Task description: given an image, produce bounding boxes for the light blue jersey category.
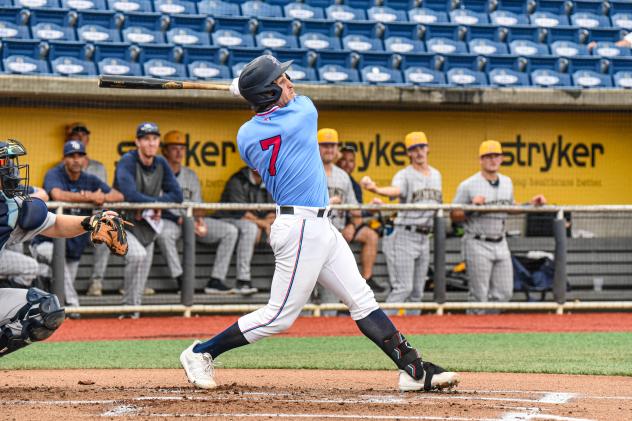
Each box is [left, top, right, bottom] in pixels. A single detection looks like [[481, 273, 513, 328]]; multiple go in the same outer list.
[[237, 95, 329, 207]]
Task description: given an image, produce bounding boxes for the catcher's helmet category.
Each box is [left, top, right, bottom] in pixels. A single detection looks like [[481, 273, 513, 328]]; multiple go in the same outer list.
[[0, 139, 29, 199], [238, 55, 293, 111]]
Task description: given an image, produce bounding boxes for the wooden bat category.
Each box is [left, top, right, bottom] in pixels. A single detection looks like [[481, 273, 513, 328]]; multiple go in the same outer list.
[[98, 75, 230, 91]]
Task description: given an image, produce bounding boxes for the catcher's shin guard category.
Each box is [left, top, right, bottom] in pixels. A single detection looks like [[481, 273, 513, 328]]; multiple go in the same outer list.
[[0, 288, 65, 357]]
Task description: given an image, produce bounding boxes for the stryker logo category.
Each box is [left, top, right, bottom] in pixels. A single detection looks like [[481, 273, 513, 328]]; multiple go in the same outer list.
[[501, 135, 604, 173]]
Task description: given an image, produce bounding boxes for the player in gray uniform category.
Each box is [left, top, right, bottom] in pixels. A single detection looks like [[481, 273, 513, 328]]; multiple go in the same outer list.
[[0, 139, 123, 356], [66, 122, 110, 297], [451, 140, 546, 313], [361, 132, 442, 314], [155, 131, 241, 293]]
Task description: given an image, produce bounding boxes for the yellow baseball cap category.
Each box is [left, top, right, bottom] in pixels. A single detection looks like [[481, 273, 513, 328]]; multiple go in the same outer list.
[[404, 132, 428, 150], [479, 140, 502, 157], [163, 130, 186, 146], [317, 128, 339, 144]]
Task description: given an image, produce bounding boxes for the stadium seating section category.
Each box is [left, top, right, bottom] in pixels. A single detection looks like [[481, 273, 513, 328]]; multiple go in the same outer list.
[[0, 0, 631, 88]]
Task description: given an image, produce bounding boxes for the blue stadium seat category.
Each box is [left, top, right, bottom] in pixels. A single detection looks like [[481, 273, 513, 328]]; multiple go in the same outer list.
[[509, 39, 549, 56], [154, 0, 196, 14], [188, 60, 230, 79], [212, 16, 254, 34], [488, 67, 530, 86], [98, 56, 141, 74], [505, 25, 544, 42], [530, 68, 571, 86], [265, 0, 295, 5], [613, 70, 632, 88], [523, 54, 559, 71], [426, 37, 466, 54], [465, 24, 501, 41], [326, 5, 365, 21], [256, 30, 297, 48], [13, 0, 59, 8], [609, 56, 632, 73], [318, 63, 360, 83], [530, 12, 569, 27], [422, 22, 461, 40], [457, 0, 488, 13], [62, 0, 107, 10], [408, 8, 448, 24], [588, 28, 625, 44], [268, 49, 318, 82], [611, 13, 632, 30], [285, 62, 317, 82], [566, 56, 602, 72], [121, 12, 164, 44], [482, 53, 521, 71], [93, 40, 131, 60], [449, 9, 488, 25], [77, 25, 120, 42], [344, 0, 375, 10], [226, 46, 264, 69], [385, 36, 424, 53], [2, 39, 49, 74], [382, 0, 416, 11], [316, 49, 353, 67], [535, 0, 572, 16], [610, 0, 632, 16], [550, 40, 588, 57], [304, 0, 334, 9], [469, 38, 508, 55], [212, 29, 254, 46], [494, 0, 531, 15], [441, 52, 480, 70], [300, 32, 341, 50], [446, 68, 488, 85], [367, 6, 406, 22], [343, 34, 382, 51], [341, 20, 377, 37], [399, 51, 436, 68], [361, 65, 403, 83], [284, 2, 324, 20], [572, 70, 612, 87], [256, 17, 296, 34], [404, 65, 445, 84], [29, 8, 75, 41], [545, 26, 583, 44], [181, 44, 222, 63], [591, 42, 630, 58], [571, 0, 606, 16], [382, 21, 421, 39], [139, 44, 185, 77], [198, 0, 240, 16], [356, 50, 393, 68], [570, 12, 611, 29], [489, 10, 529, 26], [48, 40, 95, 76], [107, 0, 152, 13], [76, 10, 120, 26], [418, 0, 452, 12], [167, 27, 209, 45], [0, 17, 28, 41], [241, 0, 282, 18]]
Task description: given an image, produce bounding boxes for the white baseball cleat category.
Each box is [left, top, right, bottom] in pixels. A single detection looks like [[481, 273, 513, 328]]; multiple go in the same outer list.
[[180, 340, 217, 389], [398, 362, 460, 392]]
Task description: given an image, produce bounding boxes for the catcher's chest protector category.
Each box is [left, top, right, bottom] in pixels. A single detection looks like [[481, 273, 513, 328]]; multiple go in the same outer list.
[[0, 195, 47, 251]]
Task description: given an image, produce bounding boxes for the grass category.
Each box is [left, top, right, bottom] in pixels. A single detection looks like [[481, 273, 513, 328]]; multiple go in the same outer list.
[[1, 332, 631, 376]]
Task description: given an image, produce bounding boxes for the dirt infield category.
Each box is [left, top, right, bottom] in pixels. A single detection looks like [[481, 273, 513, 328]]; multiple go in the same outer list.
[[3, 369, 632, 420]]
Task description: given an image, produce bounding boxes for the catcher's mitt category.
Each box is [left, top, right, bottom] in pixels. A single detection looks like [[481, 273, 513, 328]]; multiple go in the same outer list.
[[82, 211, 132, 256]]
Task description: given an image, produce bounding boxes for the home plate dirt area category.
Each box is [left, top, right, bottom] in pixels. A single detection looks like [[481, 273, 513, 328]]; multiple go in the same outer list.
[[3, 369, 632, 420]]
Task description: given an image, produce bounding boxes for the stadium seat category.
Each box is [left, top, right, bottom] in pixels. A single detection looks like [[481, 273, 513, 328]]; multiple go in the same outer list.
[[256, 30, 297, 48], [256, 17, 296, 35], [212, 16, 255, 34], [565, 56, 602, 73], [426, 37, 466, 54], [588, 28, 625, 44], [181, 44, 222, 63], [591, 42, 630, 58], [381, 21, 421, 40], [304, 0, 335, 9], [572, 69, 612, 87], [121, 12, 165, 44], [570, 12, 610, 29], [571, 0, 606, 16], [382, 0, 415, 11], [212, 29, 253, 47], [325, 5, 365, 21], [399, 51, 436, 68], [267, 49, 317, 81], [385, 36, 424, 53], [535, 0, 572, 16], [446, 67, 488, 85], [489, 10, 529, 26], [198, 0, 240, 16], [188, 60, 230, 79], [469, 38, 508, 55], [360, 65, 402, 83], [284, 62, 317, 82], [367, 6, 406, 22], [62, 0, 107, 10], [611, 13, 632, 30], [457, 0, 488, 14], [316, 49, 353, 67], [343, 34, 382, 51], [487, 67, 529, 85], [403, 65, 445, 85], [0, 20, 28, 40], [544, 26, 584, 44], [530, 68, 570, 86], [154, 0, 196, 15], [481, 53, 521, 71], [530, 12, 569, 27], [2, 39, 49, 74], [107, 0, 152, 13], [48, 40, 96, 76], [226, 46, 264, 68], [94, 41, 141, 75], [76, 10, 121, 41], [441, 52, 480, 70], [550, 40, 588, 57], [317, 63, 360, 83], [29, 8, 75, 41], [494, 0, 532, 15], [465, 24, 501, 42], [299, 32, 341, 50], [609, 56, 632, 74], [241, 0, 282, 18], [509, 39, 549, 56], [14, 0, 59, 8], [422, 22, 461, 41], [613, 70, 632, 88], [356, 50, 393, 68], [167, 27, 209, 45], [523, 55, 559, 72], [417, 0, 452, 12], [408, 8, 448, 24], [449, 9, 488, 25], [284, 2, 324, 20], [139, 44, 185, 77], [77, 25, 120, 42], [123, 25, 163, 43]]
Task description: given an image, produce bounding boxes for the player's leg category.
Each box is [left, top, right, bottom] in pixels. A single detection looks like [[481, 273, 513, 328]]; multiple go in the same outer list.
[[318, 225, 459, 392], [229, 219, 259, 285], [353, 226, 378, 280], [464, 237, 494, 314], [62, 258, 80, 308], [488, 242, 514, 303], [86, 243, 110, 297], [155, 219, 184, 284], [198, 218, 239, 291], [384, 230, 417, 310], [407, 234, 430, 315], [0, 248, 40, 288], [122, 232, 149, 309]]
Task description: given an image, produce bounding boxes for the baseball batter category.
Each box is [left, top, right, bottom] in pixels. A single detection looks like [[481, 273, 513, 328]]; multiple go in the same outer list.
[[361, 132, 442, 313], [179, 55, 459, 392], [0, 139, 125, 357], [451, 140, 545, 312]]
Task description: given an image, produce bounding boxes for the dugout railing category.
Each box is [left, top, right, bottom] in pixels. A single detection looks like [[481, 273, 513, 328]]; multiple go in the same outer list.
[[44, 202, 632, 317]]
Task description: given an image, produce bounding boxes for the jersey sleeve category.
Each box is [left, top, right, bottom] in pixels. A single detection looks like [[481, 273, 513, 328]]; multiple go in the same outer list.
[[237, 127, 255, 169], [452, 181, 470, 204], [344, 176, 358, 205], [392, 170, 407, 197], [189, 170, 203, 203], [8, 212, 56, 245]]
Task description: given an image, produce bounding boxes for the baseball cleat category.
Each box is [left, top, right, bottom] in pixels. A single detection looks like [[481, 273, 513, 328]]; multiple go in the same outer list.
[[180, 340, 217, 389], [398, 362, 460, 392]]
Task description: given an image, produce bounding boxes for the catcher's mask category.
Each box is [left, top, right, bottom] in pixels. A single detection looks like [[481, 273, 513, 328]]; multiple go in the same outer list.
[[0, 139, 29, 199], [238, 55, 293, 112]]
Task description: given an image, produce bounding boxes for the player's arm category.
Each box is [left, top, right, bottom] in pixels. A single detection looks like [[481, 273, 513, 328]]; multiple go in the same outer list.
[[360, 176, 401, 198], [50, 188, 98, 203], [104, 187, 124, 203], [450, 184, 470, 222], [40, 214, 90, 238], [29, 186, 49, 201]]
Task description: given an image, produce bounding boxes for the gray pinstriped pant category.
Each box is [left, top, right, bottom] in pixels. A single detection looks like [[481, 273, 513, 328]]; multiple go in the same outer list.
[[0, 247, 40, 287], [123, 232, 155, 306], [29, 242, 81, 306]]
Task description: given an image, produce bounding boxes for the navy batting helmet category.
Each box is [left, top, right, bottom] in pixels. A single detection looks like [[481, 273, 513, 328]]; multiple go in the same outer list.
[[0, 139, 29, 199], [238, 55, 293, 111]]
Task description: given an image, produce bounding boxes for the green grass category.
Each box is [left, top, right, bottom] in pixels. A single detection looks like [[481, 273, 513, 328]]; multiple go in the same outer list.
[[2, 332, 631, 376]]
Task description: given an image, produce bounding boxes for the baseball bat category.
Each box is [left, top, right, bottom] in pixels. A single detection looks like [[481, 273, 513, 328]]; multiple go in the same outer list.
[[98, 75, 230, 91]]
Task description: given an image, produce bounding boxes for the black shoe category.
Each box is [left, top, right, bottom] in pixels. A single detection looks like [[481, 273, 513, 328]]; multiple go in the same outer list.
[[366, 277, 386, 293], [235, 280, 258, 296], [204, 278, 236, 295]]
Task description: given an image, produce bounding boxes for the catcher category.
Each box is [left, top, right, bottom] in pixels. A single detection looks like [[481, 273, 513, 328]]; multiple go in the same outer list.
[[0, 139, 129, 357]]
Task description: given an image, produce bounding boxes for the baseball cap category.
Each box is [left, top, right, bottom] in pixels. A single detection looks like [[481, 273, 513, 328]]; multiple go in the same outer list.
[[317, 128, 339, 144], [67, 122, 90, 135], [136, 122, 160, 138], [479, 140, 503, 157], [404, 132, 429, 150], [340, 143, 356, 153], [63, 140, 86, 156], [163, 130, 186, 146]]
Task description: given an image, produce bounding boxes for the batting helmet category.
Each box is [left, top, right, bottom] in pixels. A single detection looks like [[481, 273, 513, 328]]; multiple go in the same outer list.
[[238, 55, 293, 111], [0, 139, 29, 199]]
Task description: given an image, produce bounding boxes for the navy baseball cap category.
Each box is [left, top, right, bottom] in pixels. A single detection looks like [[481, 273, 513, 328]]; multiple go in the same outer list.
[[136, 122, 160, 138], [63, 140, 86, 156]]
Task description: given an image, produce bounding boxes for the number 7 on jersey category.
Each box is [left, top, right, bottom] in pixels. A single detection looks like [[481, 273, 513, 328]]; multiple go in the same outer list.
[[259, 135, 282, 176]]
